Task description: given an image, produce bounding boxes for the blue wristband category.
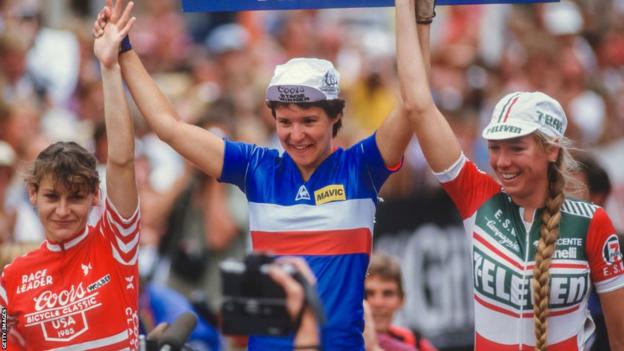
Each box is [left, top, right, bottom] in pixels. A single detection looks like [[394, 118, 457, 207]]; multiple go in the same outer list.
[[119, 35, 132, 54]]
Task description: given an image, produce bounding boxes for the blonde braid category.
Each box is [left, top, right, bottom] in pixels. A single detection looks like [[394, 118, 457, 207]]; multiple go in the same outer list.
[[532, 151, 565, 351]]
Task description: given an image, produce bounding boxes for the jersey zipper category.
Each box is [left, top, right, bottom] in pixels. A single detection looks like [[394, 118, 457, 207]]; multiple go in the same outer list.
[[519, 208, 537, 350], [519, 228, 531, 350]]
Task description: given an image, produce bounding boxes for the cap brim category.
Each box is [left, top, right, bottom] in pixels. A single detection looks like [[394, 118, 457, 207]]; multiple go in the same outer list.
[[481, 120, 540, 140], [266, 85, 327, 103]]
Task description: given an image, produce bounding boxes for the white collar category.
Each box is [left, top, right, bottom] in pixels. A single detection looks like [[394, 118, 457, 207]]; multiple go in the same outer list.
[[45, 226, 89, 252]]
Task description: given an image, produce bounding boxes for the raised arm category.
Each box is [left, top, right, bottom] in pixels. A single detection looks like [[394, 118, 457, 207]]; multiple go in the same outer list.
[[118, 51, 225, 179], [371, 0, 434, 169], [93, 0, 138, 217], [374, 98, 412, 169], [396, 0, 462, 172], [93, 6, 226, 179], [373, 69, 413, 167]]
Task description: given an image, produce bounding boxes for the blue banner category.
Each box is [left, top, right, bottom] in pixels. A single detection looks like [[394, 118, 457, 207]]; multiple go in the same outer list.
[[182, 0, 556, 12]]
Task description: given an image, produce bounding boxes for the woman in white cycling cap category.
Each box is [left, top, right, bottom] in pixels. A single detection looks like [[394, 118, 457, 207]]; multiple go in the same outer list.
[[91, 0, 441, 347], [395, 0, 624, 349]]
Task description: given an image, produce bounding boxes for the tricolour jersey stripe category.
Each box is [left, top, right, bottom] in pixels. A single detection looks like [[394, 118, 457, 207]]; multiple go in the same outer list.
[[473, 230, 524, 271], [248, 199, 375, 232], [475, 332, 579, 351], [251, 228, 372, 255], [526, 261, 589, 271], [475, 292, 581, 319], [474, 292, 589, 348]]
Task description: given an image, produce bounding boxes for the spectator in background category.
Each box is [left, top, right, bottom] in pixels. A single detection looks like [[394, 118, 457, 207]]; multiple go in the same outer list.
[[0, 30, 38, 103], [0, 98, 40, 159], [0, 100, 45, 243], [2, 0, 80, 107], [573, 155, 613, 208], [365, 253, 438, 351], [162, 99, 246, 314], [0, 140, 16, 243], [127, 0, 191, 72], [0, 99, 39, 248]]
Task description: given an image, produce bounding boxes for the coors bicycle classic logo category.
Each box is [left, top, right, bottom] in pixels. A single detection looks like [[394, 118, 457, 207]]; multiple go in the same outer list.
[[26, 282, 102, 342], [34, 283, 87, 312]]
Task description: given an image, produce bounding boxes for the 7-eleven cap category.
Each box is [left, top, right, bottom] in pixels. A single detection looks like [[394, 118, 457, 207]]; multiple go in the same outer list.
[[482, 92, 567, 140]]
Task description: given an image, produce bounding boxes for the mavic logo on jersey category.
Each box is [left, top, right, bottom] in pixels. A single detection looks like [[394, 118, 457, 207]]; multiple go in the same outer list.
[[295, 185, 311, 201], [603, 234, 622, 264], [314, 184, 346, 205]]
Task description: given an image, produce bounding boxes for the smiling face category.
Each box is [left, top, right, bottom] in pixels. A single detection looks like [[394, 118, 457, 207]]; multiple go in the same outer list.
[[275, 104, 337, 180], [365, 275, 404, 334], [487, 134, 559, 208], [29, 174, 99, 243]]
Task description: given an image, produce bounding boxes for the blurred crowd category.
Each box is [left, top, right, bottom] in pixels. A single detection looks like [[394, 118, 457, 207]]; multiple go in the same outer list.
[[1, 0, 624, 349]]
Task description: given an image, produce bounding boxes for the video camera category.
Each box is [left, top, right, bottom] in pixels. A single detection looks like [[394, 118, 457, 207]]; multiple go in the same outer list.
[[220, 253, 313, 336]]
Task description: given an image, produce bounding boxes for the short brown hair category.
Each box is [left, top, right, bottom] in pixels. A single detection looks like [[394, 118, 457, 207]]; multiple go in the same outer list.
[[266, 99, 345, 137], [367, 252, 405, 297], [26, 141, 99, 194]]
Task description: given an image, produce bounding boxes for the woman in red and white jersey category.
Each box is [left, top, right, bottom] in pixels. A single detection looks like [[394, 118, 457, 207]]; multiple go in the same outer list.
[[396, 0, 624, 350], [0, 1, 140, 350]]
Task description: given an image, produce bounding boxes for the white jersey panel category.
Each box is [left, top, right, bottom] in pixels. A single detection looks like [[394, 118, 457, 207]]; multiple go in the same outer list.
[[248, 198, 376, 232]]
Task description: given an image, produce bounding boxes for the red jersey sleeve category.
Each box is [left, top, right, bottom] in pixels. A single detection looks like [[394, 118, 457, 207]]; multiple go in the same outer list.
[[585, 207, 624, 293], [100, 198, 141, 266], [434, 154, 501, 220]]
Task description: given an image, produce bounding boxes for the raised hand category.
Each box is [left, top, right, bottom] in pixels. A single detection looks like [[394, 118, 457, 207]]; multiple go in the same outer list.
[[92, 6, 111, 39], [93, 0, 135, 68], [416, 0, 436, 24]]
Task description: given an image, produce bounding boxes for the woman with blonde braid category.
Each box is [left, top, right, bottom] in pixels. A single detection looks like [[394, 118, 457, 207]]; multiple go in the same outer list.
[[396, 0, 624, 349]]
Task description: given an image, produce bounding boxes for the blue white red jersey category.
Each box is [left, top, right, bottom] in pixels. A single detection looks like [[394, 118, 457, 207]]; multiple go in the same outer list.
[[219, 133, 398, 351]]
